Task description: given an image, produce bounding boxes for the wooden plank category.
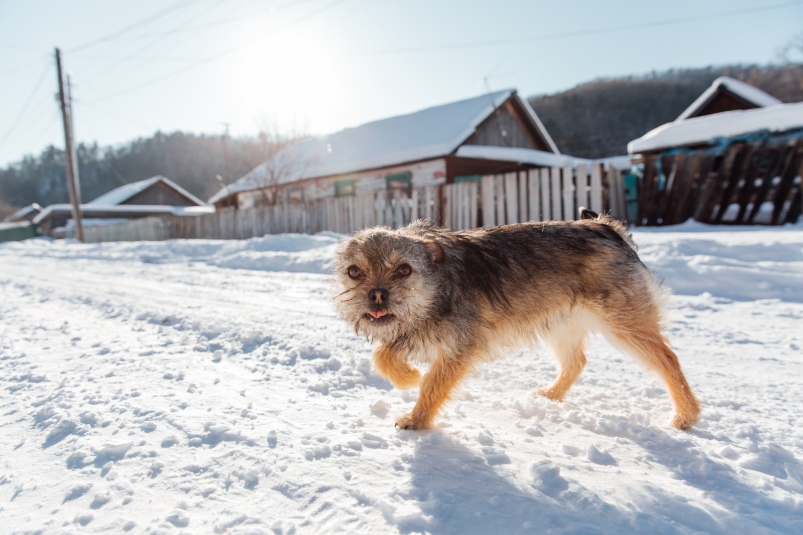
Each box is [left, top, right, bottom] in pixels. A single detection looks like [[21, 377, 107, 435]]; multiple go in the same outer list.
[[411, 189, 419, 222], [495, 175, 505, 226], [550, 167, 562, 220], [481, 175, 495, 226], [518, 171, 527, 224], [563, 165, 574, 220], [469, 181, 478, 228], [540, 168, 550, 220], [528, 169, 540, 221], [504, 172, 518, 224], [576, 164, 588, 212], [443, 184, 453, 229], [590, 163, 603, 214]]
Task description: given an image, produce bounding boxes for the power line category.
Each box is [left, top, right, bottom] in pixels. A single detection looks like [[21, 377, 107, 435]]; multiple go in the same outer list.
[[66, 0, 200, 53], [0, 55, 50, 81], [75, 0, 230, 86], [0, 62, 53, 152], [348, 0, 803, 57], [86, 0, 348, 103]]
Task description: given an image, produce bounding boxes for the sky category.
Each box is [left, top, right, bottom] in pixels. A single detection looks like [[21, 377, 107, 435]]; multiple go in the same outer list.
[[0, 0, 801, 168]]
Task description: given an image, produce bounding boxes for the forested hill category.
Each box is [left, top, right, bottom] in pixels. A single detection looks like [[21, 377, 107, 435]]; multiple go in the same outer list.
[[527, 63, 803, 159], [0, 132, 264, 216], [2, 63, 803, 216]]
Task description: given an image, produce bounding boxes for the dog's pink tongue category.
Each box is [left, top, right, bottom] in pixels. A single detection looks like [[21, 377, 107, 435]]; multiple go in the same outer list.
[[369, 311, 387, 319]]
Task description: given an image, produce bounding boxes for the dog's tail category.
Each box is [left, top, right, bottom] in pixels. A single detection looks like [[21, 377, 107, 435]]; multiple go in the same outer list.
[[578, 207, 637, 251]]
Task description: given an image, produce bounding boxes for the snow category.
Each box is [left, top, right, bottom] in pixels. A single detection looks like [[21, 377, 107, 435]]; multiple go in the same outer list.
[[209, 90, 559, 205], [455, 145, 588, 168], [676, 77, 782, 121], [628, 102, 803, 154], [88, 176, 208, 207], [2, 222, 803, 534], [32, 204, 216, 225]]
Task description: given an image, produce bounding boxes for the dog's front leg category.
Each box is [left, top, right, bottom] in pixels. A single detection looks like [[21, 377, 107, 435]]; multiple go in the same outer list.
[[396, 353, 470, 430], [373, 344, 421, 389]]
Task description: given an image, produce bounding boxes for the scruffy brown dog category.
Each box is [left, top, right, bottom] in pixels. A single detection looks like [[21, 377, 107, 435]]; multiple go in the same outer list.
[[332, 209, 700, 431]]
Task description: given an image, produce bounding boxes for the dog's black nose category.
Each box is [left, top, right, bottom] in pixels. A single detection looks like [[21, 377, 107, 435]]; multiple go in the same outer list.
[[368, 288, 389, 304]]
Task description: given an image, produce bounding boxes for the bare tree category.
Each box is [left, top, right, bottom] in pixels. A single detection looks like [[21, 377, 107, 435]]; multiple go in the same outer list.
[[245, 118, 313, 207], [776, 30, 803, 64]]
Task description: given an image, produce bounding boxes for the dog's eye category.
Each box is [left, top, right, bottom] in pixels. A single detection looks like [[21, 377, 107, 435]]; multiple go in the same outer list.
[[395, 264, 412, 278], [347, 266, 362, 279]]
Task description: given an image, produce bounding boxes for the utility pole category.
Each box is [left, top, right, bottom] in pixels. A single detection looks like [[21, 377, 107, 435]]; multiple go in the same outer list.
[[55, 48, 84, 242], [220, 122, 230, 183]]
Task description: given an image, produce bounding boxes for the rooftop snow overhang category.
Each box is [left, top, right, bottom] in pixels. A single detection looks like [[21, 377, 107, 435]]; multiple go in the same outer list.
[[628, 103, 803, 154]]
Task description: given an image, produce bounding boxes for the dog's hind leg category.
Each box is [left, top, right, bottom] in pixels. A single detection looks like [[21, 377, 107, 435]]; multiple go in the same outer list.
[[395, 351, 473, 430], [601, 310, 700, 430], [373, 344, 421, 389], [538, 317, 588, 402]]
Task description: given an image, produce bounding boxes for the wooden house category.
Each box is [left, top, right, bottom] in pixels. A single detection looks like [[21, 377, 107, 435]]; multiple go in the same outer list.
[[35, 175, 213, 237], [209, 90, 587, 210]]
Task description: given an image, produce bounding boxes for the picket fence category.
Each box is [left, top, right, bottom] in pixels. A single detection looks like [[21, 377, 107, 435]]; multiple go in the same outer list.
[[78, 163, 619, 244], [443, 163, 607, 230]]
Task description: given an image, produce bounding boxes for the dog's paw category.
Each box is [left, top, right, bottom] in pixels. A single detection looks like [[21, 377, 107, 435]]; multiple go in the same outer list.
[[671, 413, 697, 431], [395, 412, 429, 431], [536, 387, 565, 402]]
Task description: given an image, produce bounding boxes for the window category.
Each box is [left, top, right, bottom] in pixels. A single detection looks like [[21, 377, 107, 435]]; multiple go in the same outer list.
[[286, 187, 304, 203], [385, 172, 412, 196], [454, 175, 481, 183], [335, 179, 355, 197]]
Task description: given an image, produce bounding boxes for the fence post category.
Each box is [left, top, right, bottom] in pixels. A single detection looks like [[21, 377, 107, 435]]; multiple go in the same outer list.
[[495, 176, 505, 225], [540, 168, 550, 220], [550, 167, 562, 220], [481, 175, 495, 226], [590, 163, 604, 214], [576, 164, 589, 213], [528, 169, 540, 221], [518, 171, 527, 224], [563, 165, 575, 220], [504, 172, 518, 224]]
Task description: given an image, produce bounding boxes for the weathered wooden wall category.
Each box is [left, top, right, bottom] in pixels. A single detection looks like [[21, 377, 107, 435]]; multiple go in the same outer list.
[[636, 133, 803, 226]]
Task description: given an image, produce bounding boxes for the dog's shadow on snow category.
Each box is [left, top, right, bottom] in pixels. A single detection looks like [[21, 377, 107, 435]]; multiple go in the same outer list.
[[396, 432, 638, 535], [397, 428, 802, 535]]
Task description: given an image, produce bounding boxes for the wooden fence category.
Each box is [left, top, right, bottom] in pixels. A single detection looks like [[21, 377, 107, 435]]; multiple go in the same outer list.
[[443, 163, 607, 229], [78, 164, 619, 243], [637, 133, 803, 226]]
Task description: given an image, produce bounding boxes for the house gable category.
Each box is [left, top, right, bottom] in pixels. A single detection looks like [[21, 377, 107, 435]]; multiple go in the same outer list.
[[123, 182, 197, 207], [685, 89, 759, 119], [462, 99, 552, 152]]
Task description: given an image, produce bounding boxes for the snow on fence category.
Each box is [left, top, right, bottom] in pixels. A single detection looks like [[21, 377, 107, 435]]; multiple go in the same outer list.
[[443, 163, 605, 230], [79, 164, 616, 243]]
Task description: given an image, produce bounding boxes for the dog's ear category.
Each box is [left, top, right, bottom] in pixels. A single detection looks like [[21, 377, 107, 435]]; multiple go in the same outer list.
[[424, 240, 444, 264]]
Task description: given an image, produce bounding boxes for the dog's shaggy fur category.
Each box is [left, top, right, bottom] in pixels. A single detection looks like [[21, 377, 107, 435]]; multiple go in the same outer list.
[[332, 210, 700, 431]]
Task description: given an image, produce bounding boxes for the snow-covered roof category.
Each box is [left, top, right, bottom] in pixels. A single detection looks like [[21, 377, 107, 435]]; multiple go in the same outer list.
[[629, 102, 803, 154], [33, 204, 214, 224], [89, 176, 207, 207], [455, 146, 632, 171], [209, 90, 558, 204], [676, 76, 782, 121], [455, 145, 589, 168], [3, 203, 41, 222]]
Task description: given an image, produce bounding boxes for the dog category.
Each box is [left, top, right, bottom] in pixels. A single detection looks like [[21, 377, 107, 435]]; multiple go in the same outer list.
[[331, 208, 700, 431]]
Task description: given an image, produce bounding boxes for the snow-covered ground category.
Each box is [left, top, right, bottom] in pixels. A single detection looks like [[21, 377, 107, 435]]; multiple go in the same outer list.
[[1, 222, 802, 535]]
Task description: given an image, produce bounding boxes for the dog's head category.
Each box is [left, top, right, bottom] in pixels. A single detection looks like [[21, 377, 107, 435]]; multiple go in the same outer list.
[[332, 222, 445, 342]]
